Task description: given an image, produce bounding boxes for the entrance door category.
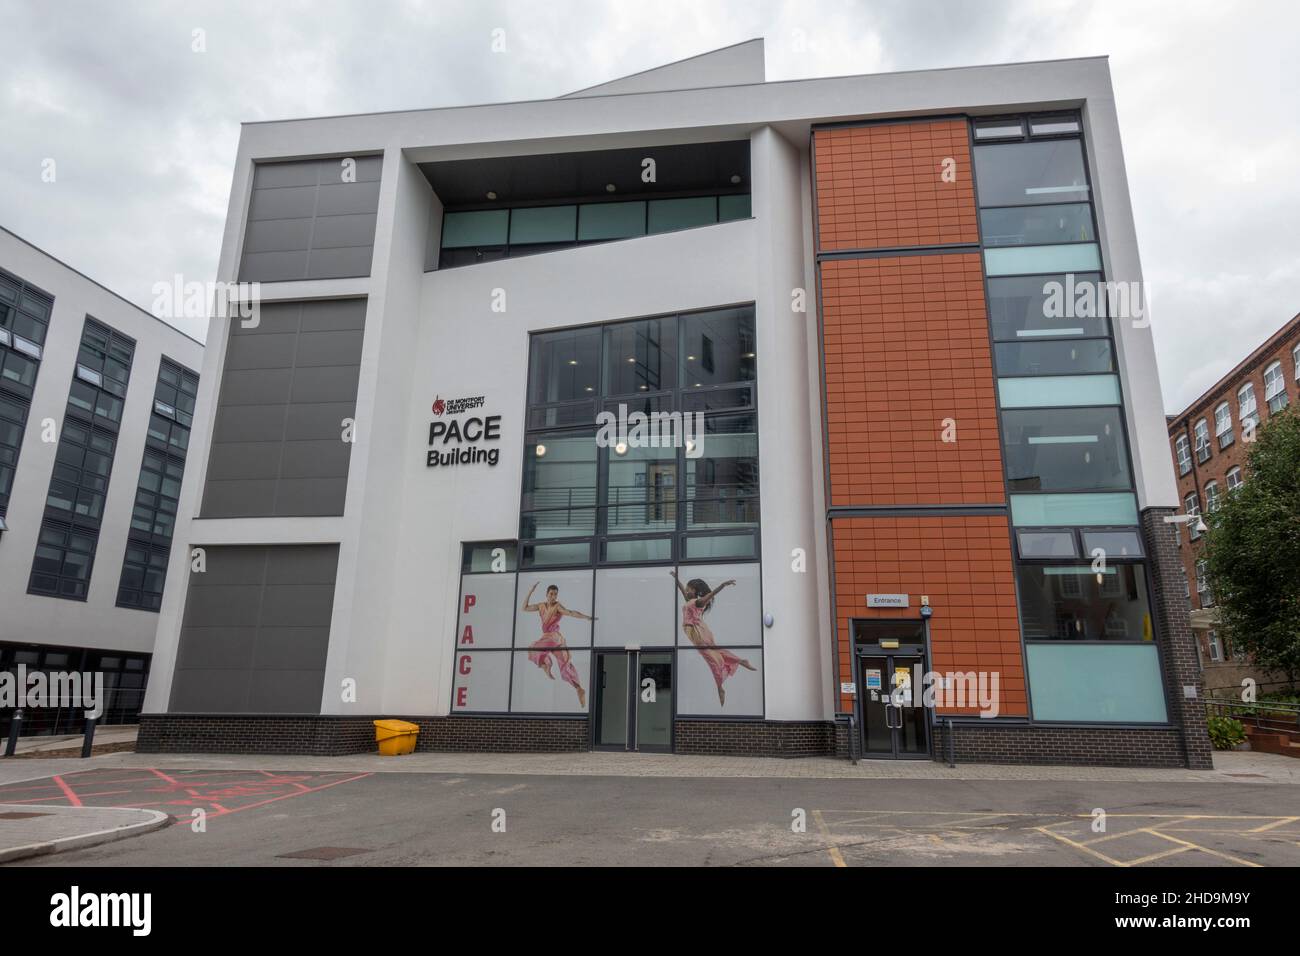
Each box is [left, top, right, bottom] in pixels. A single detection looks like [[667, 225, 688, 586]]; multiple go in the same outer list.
[[593, 650, 674, 752], [857, 650, 930, 759]]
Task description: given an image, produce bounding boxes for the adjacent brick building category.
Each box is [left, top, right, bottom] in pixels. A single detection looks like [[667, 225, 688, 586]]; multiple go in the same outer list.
[[1166, 312, 1300, 694]]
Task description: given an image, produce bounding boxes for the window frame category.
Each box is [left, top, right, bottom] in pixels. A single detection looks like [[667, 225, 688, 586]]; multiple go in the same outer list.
[[520, 304, 760, 569], [1214, 401, 1233, 448], [1193, 418, 1211, 463], [1173, 434, 1191, 475], [1264, 360, 1288, 413]]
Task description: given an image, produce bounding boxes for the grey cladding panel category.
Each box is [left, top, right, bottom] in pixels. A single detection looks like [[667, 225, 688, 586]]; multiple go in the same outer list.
[[202, 298, 365, 518], [238, 155, 383, 281], [170, 545, 339, 714]]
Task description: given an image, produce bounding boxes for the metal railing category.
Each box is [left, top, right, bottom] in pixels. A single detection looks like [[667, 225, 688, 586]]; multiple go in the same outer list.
[[1205, 697, 1300, 734]]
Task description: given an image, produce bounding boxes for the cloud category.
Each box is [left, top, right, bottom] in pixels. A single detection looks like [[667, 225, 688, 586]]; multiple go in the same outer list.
[[1, 0, 1296, 411]]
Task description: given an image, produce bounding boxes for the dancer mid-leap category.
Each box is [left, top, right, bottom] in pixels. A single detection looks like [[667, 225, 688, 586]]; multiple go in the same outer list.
[[521, 582, 593, 707], [670, 570, 756, 706]]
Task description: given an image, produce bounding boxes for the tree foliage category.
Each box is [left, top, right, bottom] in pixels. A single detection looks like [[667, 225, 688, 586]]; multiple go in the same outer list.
[[1202, 409, 1300, 684]]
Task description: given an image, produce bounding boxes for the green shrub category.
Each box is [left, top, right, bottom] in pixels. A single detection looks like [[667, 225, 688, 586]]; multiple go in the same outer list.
[[1206, 715, 1247, 750]]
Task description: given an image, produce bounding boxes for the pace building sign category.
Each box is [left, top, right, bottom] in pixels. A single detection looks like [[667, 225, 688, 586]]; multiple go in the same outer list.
[[426, 394, 502, 468]]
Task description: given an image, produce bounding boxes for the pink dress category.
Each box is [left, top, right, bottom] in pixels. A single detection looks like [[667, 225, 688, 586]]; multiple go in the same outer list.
[[530, 607, 582, 689], [682, 601, 746, 688]]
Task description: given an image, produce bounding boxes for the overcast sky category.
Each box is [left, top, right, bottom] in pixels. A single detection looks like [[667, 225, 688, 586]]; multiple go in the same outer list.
[[1, 0, 1296, 412]]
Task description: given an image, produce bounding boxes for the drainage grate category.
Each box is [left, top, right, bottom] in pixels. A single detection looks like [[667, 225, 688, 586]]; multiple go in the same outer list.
[[0, 811, 54, 820], [1222, 772, 1267, 779], [275, 847, 373, 861]]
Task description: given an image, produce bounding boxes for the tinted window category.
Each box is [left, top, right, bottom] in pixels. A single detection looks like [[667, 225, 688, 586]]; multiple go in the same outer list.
[[528, 327, 601, 405], [1002, 407, 1131, 492], [604, 316, 676, 395], [980, 203, 1094, 247], [682, 307, 755, 389], [1016, 564, 1151, 640], [987, 273, 1109, 340], [995, 340, 1113, 376], [974, 139, 1090, 207]]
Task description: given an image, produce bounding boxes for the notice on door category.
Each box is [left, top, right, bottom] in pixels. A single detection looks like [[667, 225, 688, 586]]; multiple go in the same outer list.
[[864, 668, 882, 690]]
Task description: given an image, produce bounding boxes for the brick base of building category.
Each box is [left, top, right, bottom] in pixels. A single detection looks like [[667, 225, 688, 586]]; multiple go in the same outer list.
[[928, 722, 1191, 768], [673, 720, 836, 757], [136, 714, 591, 756], [137, 713, 1207, 767]]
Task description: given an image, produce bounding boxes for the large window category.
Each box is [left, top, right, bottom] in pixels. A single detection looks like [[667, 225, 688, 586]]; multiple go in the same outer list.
[[1015, 565, 1152, 641], [521, 305, 758, 567], [1193, 418, 1211, 463], [1264, 360, 1288, 413], [1185, 491, 1202, 541], [1214, 401, 1233, 448], [1238, 381, 1258, 430], [975, 113, 1165, 724], [1001, 407, 1130, 492], [1173, 434, 1191, 476], [30, 319, 135, 601], [117, 358, 198, 611], [0, 269, 53, 517], [440, 194, 751, 268]]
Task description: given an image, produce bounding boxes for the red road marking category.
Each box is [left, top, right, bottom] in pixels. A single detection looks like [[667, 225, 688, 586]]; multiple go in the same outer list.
[[51, 776, 82, 808], [148, 768, 181, 785], [170, 772, 373, 826]]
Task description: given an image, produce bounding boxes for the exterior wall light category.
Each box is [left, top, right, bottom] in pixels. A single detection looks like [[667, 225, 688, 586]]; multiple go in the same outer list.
[[534, 444, 546, 457]]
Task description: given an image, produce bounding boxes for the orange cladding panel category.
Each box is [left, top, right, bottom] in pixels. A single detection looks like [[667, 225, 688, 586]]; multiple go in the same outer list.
[[814, 120, 978, 251], [821, 253, 1004, 507], [832, 515, 1025, 717]]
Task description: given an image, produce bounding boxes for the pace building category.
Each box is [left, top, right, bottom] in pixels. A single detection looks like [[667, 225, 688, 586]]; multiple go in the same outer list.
[[138, 41, 1210, 767]]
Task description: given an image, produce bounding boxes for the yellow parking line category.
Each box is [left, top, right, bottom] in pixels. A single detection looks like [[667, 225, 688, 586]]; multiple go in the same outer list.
[[1247, 816, 1298, 833], [1144, 829, 1263, 868], [1082, 817, 1195, 846], [1035, 825, 1127, 866], [812, 809, 847, 868], [1123, 845, 1195, 866]]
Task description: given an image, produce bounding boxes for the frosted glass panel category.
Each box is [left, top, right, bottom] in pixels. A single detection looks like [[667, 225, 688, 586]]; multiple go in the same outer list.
[[1010, 492, 1138, 526], [984, 243, 1102, 276], [578, 202, 646, 241], [998, 374, 1121, 408], [509, 205, 577, 244], [441, 210, 508, 247], [1027, 644, 1168, 722]]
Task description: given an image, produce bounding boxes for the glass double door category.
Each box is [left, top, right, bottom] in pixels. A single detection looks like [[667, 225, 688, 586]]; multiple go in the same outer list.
[[858, 651, 930, 758], [594, 650, 673, 752]]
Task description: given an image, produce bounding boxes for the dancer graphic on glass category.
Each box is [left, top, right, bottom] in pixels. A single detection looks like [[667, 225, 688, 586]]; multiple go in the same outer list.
[[521, 582, 594, 708], [671, 570, 756, 706]]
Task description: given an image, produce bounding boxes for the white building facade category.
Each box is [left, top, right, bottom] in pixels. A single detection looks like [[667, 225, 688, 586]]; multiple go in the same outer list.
[[138, 42, 1210, 767], [0, 227, 203, 734]]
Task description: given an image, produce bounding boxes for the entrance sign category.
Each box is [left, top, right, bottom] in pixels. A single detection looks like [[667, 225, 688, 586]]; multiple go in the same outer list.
[[867, 593, 909, 608]]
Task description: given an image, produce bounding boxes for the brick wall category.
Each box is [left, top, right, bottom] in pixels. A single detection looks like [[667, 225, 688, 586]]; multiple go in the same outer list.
[[814, 119, 978, 251], [930, 722, 1188, 768], [674, 720, 836, 757], [138, 714, 589, 755], [1168, 316, 1300, 617], [1141, 507, 1214, 769], [831, 515, 1025, 716]]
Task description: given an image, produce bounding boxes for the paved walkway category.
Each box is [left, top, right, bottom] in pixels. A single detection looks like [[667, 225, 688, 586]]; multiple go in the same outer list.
[[0, 802, 168, 863], [1, 747, 1295, 787], [4, 724, 139, 756]]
